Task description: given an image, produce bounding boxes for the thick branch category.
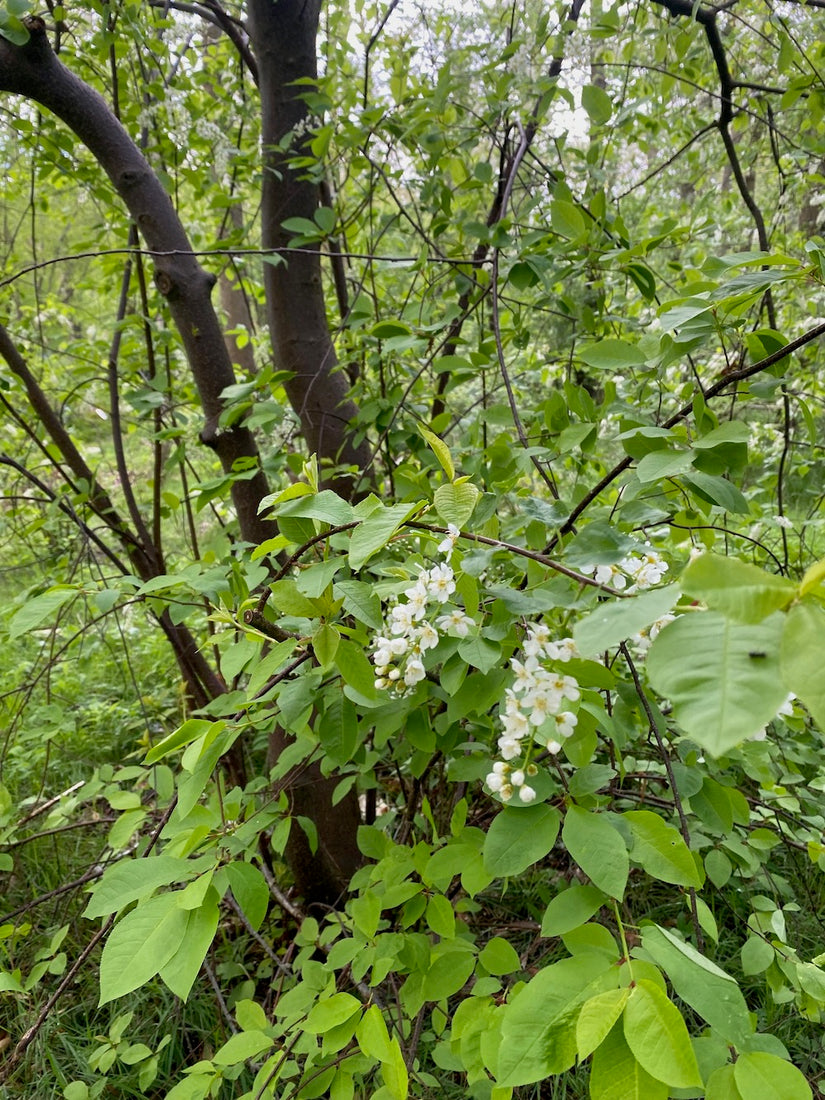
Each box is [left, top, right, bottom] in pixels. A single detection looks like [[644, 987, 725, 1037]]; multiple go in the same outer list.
[[247, 0, 370, 489], [0, 17, 274, 546]]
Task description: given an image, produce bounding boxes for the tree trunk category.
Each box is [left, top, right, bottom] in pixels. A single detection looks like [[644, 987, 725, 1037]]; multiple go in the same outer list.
[[247, 0, 371, 485]]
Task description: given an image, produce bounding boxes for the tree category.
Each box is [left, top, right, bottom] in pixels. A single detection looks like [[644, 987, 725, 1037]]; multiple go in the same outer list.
[[1, 1, 825, 1096]]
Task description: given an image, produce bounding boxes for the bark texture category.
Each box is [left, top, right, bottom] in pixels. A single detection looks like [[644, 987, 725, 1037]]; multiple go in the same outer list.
[[247, 0, 370, 482]]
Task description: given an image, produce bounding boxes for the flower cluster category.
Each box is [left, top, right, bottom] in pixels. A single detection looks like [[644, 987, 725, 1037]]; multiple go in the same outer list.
[[371, 527, 474, 693], [629, 613, 676, 653], [485, 624, 580, 803], [587, 545, 669, 591]]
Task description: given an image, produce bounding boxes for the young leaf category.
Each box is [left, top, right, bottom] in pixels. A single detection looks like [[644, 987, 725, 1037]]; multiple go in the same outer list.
[[646, 611, 788, 755], [623, 979, 702, 1087], [418, 425, 455, 480], [590, 1019, 667, 1100], [159, 893, 220, 1000], [562, 806, 628, 899], [482, 804, 560, 877], [732, 1051, 812, 1100], [99, 894, 189, 1005], [680, 554, 796, 623], [625, 810, 702, 887], [576, 987, 630, 1060]]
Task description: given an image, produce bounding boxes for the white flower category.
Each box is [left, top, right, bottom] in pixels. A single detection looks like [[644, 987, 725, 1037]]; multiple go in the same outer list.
[[498, 737, 522, 760], [525, 689, 561, 725], [511, 657, 539, 690], [403, 657, 426, 686], [500, 784, 514, 801], [546, 738, 563, 754], [390, 604, 418, 634], [426, 563, 456, 603], [435, 609, 474, 637], [492, 761, 508, 775], [486, 771, 505, 792], [518, 785, 537, 803], [594, 563, 627, 589], [510, 769, 525, 787], [553, 637, 578, 662], [553, 711, 578, 739], [415, 622, 440, 652], [437, 524, 461, 553], [775, 515, 793, 529]]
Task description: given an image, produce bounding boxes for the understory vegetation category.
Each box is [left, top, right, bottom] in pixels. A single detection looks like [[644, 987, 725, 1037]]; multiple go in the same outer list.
[[1, 0, 825, 1097]]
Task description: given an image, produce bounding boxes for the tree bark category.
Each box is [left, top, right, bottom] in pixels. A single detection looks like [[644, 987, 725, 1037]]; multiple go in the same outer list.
[[247, 0, 371, 485]]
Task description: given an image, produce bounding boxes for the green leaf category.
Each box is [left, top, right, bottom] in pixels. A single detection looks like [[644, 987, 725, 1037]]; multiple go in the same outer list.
[[483, 804, 560, 876], [590, 1019, 668, 1100], [457, 634, 500, 673], [9, 587, 76, 639], [348, 502, 422, 570], [159, 894, 220, 1000], [99, 894, 189, 1005], [497, 955, 613, 1085], [705, 1065, 745, 1100], [479, 936, 520, 975], [733, 1051, 812, 1100], [576, 987, 630, 1059], [551, 199, 586, 241], [144, 719, 222, 765], [246, 639, 299, 696], [541, 884, 606, 937], [225, 863, 269, 931], [625, 810, 702, 887], [578, 339, 646, 371], [421, 947, 475, 1000], [212, 1030, 274, 1066], [562, 806, 628, 899], [276, 490, 353, 526], [646, 611, 788, 755], [681, 554, 796, 623], [641, 925, 752, 1046], [741, 935, 774, 976], [334, 579, 383, 629], [581, 83, 613, 124], [682, 472, 750, 514], [84, 856, 202, 918], [312, 622, 339, 668], [268, 578, 321, 618], [434, 482, 479, 527], [335, 638, 378, 699], [318, 694, 359, 763], [573, 585, 679, 656], [425, 894, 456, 939], [356, 1004, 394, 1061], [419, 425, 455, 480], [781, 600, 825, 729], [636, 449, 693, 483], [304, 992, 361, 1034], [623, 979, 702, 1087]]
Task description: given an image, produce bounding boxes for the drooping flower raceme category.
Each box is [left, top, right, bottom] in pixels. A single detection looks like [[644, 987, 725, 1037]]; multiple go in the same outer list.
[[371, 555, 474, 693], [485, 625, 581, 803]]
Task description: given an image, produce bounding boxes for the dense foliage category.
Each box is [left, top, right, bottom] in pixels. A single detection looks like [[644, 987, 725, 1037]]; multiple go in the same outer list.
[[1, 0, 825, 1097]]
